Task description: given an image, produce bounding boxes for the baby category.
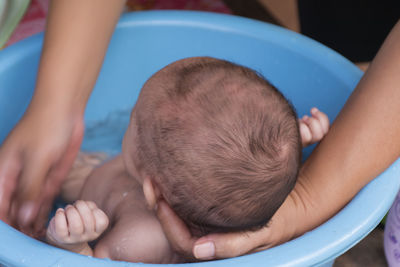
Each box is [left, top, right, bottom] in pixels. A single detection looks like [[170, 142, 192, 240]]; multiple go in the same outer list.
[[46, 57, 329, 263]]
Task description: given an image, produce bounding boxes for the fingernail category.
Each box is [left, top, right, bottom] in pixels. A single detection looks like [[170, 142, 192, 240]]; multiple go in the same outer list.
[[18, 202, 34, 226], [194, 241, 215, 260], [311, 107, 318, 114]]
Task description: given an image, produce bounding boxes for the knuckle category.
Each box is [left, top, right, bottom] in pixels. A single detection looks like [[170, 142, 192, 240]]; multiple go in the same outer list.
[[223, 244, 242, 258], [218, 236, 245, 258], [172, 241, 187, 254], [313, 131, 323, 140], [65, 205, 76, 214], [74, 200, 87, 212], [75, 200, 84, 207], [304, 132, 312, 142], [317, 112, 329, 124], [94, 210, 109, 232], [320, 111, 329, 120], [309, 117, 319, 126], [28, 149, 55, 164], [86, 201, 97, 209], [97, 215, 109, 229]]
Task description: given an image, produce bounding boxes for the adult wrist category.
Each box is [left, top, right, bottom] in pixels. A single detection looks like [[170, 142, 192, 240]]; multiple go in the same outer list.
[[276, 195, 301, 244], [28, 86, 88, 118]]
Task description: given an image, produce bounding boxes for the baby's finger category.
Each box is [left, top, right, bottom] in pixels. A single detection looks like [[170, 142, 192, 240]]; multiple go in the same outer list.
[[299, 119, 312, 147], [74, 200, 95, 234], [92, 208, 109, 234], [85, 200, 109, 234], [303, 115, 324, 143], [65, 205, 84, 237], [86, 201, 98, 210], [54, 208, 69, 240], [310, 108, 329, 135]]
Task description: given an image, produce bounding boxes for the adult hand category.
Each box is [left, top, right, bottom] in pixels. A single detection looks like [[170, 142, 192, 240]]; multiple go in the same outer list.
[[158, 20, 400, 261], [0, 0, 126, 236], [0, 103, 84, 235], [156, 193, 301, 261]]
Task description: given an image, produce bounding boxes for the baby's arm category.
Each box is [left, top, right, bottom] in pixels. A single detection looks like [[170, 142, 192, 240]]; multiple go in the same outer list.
[[93, 218, 179, 263], [46, 200, 109, 256], [299, 108, 329, 147], [60, 152, 108, 203]]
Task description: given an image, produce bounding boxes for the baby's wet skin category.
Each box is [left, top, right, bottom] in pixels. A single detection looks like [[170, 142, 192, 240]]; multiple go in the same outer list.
[[49, 155, 178, 263]]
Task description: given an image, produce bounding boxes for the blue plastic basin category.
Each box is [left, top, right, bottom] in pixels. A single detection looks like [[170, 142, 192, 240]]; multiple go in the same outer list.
[[0, 10, 399, 267]]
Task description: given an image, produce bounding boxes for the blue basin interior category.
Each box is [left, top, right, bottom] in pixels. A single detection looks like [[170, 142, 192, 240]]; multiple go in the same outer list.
[[0, 11, 399, 267]]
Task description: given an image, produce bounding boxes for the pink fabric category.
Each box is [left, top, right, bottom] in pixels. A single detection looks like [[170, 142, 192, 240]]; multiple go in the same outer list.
[[6, 0, 231, 47], [6, 0, 49, 46]]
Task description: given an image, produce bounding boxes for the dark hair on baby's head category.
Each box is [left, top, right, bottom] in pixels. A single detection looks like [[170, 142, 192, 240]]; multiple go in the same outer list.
[[131, 57, 301, 234]]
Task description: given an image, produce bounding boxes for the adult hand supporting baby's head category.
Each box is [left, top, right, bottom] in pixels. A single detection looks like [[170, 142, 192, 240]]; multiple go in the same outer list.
[[0, 103, 84, 235], [156, 197, 298, 261]]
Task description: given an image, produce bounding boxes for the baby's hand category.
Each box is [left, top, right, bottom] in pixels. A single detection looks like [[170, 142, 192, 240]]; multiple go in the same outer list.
[[299, 107, 330, 147], [46, 200, 109, 248]]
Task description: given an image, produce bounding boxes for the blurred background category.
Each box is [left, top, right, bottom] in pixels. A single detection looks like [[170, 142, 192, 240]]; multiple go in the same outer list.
[[1, 0, 399, 266]]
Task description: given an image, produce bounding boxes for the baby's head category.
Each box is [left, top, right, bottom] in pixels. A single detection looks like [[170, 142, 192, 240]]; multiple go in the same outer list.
[[123, 57, 301, 235]]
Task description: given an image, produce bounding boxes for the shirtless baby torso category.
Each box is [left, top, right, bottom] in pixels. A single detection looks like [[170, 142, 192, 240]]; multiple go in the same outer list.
[[47, 154, 180, 264]]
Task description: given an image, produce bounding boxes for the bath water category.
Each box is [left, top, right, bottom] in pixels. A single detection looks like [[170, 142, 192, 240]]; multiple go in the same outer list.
[[81, 108, 131, 156]]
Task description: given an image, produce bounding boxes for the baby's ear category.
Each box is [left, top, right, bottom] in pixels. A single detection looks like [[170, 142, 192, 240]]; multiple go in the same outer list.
[[143, 177, 162, 210]]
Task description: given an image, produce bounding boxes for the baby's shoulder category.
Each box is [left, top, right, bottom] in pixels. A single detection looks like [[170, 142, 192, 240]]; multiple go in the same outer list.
[[79, 155, 131, 209], [94, 213, 176, 263]]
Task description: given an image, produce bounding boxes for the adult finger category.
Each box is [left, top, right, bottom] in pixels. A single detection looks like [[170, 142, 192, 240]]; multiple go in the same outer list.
[[46, 131, 82, 192], [0, 154, 21, 224], [193, 227, 272, 260], [33, 195, 54, 234], [15, 152, 53, 228], [17, 128, 81, 229], [39, 151, 81, 232], [156, 200, 197, 260], [32, 153, 78, 233]]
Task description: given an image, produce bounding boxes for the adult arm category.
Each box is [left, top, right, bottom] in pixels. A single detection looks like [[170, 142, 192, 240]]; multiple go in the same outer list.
[[0, 0, 125, 234], [157, 20, 400, 260]]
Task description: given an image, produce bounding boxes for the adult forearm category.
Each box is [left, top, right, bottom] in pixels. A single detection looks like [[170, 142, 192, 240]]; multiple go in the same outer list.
[[292, 20, 400, 236], [32, 0, 126, 114]]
